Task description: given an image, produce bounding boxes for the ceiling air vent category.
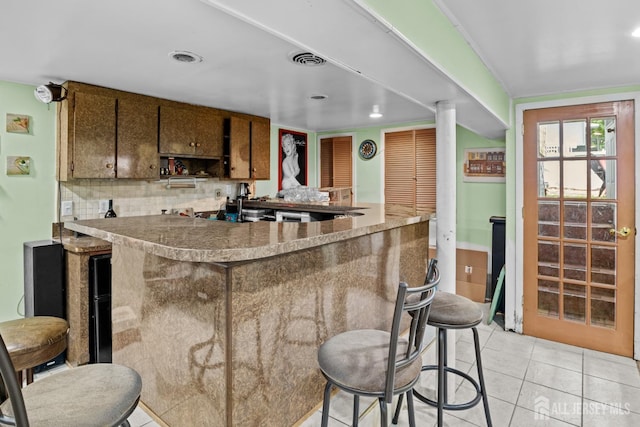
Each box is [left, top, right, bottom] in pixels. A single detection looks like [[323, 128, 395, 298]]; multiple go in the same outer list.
[[168, 50, 203, 64], [289, 52, 326, 66]]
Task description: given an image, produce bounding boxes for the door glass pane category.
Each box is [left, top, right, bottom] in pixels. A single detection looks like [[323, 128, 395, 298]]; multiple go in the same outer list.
[[563, 160, 587, 198], [591, 202, 616, 242], [538, 241, 559, 264], [591, 287, 615, 328], [591, 159, 616, 199], [564, 243, 586, 281], [591, 245, 616, 270], [538, 201, 560, 237], [563, 202, 586, 240], [564, 284, 586, 323], [564, 120, 587, 157], [538, 263, 559, 277], [538, 121, 559, 158], [590, 117, 616, 157], [538, 280, 559, 318], [538, 160, 560, 197]]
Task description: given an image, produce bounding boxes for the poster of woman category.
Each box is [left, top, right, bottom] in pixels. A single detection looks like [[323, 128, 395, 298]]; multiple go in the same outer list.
[[278, 129, 307, 190]]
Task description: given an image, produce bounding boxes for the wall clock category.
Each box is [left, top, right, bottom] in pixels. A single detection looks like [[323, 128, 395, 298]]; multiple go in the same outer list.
[[358, 139, 377, 160]]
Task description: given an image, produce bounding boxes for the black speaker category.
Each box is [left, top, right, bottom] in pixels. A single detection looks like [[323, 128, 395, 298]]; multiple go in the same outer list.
[[23, 240, 66, 371]]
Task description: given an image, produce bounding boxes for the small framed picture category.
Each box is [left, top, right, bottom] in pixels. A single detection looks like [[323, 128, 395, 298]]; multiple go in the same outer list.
[[6, 114, 30, 134], [6, 156, 31, 175], [463, 147, 506, 183]]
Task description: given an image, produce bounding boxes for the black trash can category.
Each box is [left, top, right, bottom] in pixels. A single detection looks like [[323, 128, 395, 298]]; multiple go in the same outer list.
[[489, 216, 506, 313]]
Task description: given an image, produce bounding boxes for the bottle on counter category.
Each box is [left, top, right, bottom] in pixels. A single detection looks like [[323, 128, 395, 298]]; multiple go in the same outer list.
[[105, 199, 117, 218]]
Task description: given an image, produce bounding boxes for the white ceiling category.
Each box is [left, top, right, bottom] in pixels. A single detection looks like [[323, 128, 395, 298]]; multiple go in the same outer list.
[[2, 0, 638, 139]]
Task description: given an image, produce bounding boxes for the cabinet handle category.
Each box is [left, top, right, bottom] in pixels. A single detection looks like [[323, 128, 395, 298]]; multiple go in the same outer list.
[[149, 165, 156, 169], [189, 142, 196, 147], [252, 167, 257, 172], [106, 163, 114, 169], [196, 143, 201, 147], [231, 167, 235, 171]]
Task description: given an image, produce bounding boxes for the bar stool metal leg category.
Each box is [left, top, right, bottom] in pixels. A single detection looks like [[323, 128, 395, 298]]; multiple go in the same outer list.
[[473, 327, 492, 426]]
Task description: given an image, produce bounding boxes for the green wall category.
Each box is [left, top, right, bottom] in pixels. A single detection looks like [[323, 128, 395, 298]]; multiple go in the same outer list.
[[361, 0, 511, 126], [0, 81, 57, 322], [314, 121, 506, 249], [456, 126, 506, 247]]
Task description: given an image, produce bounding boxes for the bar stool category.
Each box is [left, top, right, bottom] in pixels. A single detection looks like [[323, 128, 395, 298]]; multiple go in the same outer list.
[[0, 316, 68, 387], [394, 291, 492, 426]]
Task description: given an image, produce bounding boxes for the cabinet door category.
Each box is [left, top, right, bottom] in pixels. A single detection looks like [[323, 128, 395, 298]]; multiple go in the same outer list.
[[251, 119, 270, 180], [73, 92, 116, 178], [159, 105, 197, 155], [229, 116, 250, 179], [117, 97, 159, 179], [195, 110, 223, 157]]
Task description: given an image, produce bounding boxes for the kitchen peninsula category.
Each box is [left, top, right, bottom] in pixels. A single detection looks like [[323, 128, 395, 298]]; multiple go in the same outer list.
[[65, 203, 431, 426]]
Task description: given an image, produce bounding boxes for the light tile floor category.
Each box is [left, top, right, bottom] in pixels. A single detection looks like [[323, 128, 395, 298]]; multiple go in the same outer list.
[[34, 303, 640, 426], [301, 303, 640, 427]]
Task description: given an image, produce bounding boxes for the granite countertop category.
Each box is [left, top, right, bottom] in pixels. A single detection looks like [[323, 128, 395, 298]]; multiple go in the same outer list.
[[59, 236, 112, 253], [64, 203, 431, 263]]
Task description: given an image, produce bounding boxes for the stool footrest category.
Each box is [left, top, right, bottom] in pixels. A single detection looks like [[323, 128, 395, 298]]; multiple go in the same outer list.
[[413, 365, 482, 411]]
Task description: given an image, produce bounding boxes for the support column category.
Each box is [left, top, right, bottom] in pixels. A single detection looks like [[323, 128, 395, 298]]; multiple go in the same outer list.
[[435, 101, 456, 295], [436, 101, 458, 394]]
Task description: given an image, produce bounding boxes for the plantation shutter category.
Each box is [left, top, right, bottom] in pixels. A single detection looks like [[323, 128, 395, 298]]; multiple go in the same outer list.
[[385, 128, 436, 212], [332, 137, 352, 188], [385, 131, 416, 208], [415, 129, 436, 212], [320, 139, 333, 187]]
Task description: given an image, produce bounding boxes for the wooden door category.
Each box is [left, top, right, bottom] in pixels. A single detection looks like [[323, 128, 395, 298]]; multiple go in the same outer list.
[[523, 100, 635, 356], [195, 110, 223, 158], [73, 92, 116, 179], [250, 119, 271, 180], [117, 97, 159, 179], [229, 116, 250, 179], [158, 105, 197, 155], [320, 136, 352, 189], [384, 128, 436, 212]]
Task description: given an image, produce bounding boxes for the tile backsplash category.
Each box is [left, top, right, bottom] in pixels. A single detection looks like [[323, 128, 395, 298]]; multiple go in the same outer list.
[[59, 178, 249, 220]]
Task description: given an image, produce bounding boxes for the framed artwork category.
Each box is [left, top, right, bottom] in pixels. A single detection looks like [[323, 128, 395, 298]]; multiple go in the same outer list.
[[6, 114, 30, 134], [6, 156, 31, 175], [463, 147, 506, 183], [278, 128, 307, 191]]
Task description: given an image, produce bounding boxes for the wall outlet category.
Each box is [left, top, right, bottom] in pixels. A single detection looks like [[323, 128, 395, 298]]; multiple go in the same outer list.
[[61, 201, 73, 216], [215, 188, 222, 199], [464, 265, 473, 274], [98, 199, 109, 213]]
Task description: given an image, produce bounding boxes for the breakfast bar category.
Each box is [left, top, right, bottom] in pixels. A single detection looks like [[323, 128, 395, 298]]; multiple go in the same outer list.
[[65, 203, 431, 426]]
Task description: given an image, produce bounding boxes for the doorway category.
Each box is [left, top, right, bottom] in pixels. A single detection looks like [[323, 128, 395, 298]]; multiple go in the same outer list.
[[319, 136, 353, 194], [522, 100, 635, 356]]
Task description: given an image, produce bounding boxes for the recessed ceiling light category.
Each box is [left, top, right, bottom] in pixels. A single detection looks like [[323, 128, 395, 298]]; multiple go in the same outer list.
[[632, 27, 640, 37], [369, 105, 383, 119], [168, 50, 203, 63], [310, 94, 327, 100]]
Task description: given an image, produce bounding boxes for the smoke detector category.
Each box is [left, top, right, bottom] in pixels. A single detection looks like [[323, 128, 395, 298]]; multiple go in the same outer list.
[[168, 51, 203, 63], [289, 51, 326, 66]]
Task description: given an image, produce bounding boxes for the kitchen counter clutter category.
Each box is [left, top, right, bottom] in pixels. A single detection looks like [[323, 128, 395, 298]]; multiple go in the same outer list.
[[63, 203, 431, 426]]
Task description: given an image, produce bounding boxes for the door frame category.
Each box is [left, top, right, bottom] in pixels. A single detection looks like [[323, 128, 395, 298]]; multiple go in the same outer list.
[[315, 132, 356, 201], [512, 92, 640, 359]]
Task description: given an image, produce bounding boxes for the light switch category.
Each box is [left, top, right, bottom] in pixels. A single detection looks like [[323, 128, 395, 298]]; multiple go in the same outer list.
[[98, 200, 109, 213]]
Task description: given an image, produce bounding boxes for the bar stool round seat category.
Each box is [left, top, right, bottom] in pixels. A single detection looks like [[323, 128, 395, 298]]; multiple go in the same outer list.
[[0, 316, 68, 378], [395, 291, 492, 427]]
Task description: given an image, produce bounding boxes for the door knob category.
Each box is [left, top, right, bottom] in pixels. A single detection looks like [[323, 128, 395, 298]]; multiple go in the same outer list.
[[609, 226, 631, 237]]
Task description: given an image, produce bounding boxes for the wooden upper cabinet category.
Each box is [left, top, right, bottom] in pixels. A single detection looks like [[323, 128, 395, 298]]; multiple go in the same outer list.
[[159, 105, 223, 157], [251, 119, 270, 180], [72, 92, 116, 179], [229, 116, 251, 179], [117, 97, 159, 179]]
